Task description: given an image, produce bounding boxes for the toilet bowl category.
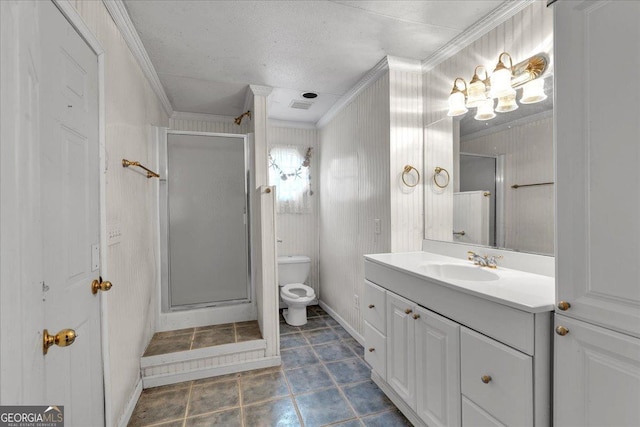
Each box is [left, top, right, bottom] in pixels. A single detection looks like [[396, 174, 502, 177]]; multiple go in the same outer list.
[[280, 283, 315, 326], [278, 255, 314, 326]]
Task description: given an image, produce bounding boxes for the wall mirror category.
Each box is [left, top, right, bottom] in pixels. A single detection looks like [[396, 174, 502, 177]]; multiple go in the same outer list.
[[453, 76, 553, 255]]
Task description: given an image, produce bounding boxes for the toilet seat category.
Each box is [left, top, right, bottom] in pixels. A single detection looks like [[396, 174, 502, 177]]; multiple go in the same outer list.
[[281, 283, 315, 301]]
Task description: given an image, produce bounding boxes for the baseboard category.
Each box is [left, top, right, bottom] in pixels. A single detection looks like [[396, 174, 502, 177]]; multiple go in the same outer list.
[[142, 355, 281, 388], [117, 377, 143, 427], [371, 372, 427, 427], [319, 300, 364, 346]]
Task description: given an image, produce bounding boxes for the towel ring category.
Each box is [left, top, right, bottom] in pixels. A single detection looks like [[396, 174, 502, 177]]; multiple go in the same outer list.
[[434, 167, 450, 189], [401, 165, 420, 187]]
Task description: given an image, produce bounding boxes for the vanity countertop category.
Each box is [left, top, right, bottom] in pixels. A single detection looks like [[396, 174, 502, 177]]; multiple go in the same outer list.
[[364, 251, 555, 313]]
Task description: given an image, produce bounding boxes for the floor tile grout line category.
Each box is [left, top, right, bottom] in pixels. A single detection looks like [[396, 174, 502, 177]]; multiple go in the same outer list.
[[237, 377, 245, 427], [307, 338, 361, 424], [280, 363, 306, 426]]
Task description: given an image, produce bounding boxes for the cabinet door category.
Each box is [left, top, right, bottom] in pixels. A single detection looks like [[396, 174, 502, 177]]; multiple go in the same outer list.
[[415, 306, 461, 427], [386, 292, 416, 407], [555, 0, 640, 337], [554, 315, 640, 426]]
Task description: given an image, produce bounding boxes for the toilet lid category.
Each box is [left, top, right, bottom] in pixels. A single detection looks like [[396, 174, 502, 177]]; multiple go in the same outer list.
[[281, 283, 315, 300]]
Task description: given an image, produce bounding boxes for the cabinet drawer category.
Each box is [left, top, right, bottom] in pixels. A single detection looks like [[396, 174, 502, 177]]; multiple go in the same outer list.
[[364, 321, 386, 379], [462, 396, 506, 427], [364, 280, 386, 333], [461, 327, 533, 427]]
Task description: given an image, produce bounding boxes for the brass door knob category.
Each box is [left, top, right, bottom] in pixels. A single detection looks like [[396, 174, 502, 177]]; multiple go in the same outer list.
[[481, 375, 492, 384], [43, 329, 77, 355], [557, 301, 571, 311], [555, 326, 570, 336], [404, 308, 413, 314], [368, 304, 375, 309], [413, 313, 421, 319], [368, 347, 375, 352], [91, 277, 112, 295]]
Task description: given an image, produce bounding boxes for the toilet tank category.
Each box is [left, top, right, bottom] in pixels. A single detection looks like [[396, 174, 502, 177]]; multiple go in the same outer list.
[[277, 256, 311, 285]]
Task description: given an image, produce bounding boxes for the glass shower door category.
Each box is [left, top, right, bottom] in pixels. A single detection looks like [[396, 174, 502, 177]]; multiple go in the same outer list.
[[167, 133, 250, 309]]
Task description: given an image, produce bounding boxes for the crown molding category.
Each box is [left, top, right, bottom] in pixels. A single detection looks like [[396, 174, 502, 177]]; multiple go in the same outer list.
[[268, 119, 317, 130], [421, 0, 536, 73], [102, 0, 173, 116], [387, 56, 422, 73], [171, 111, 236, 123], [316, 56, 390, 129], [249, 85, 274, 98]]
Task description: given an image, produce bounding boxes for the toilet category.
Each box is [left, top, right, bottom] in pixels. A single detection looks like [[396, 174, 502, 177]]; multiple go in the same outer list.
[[278, 255, 315, 326]]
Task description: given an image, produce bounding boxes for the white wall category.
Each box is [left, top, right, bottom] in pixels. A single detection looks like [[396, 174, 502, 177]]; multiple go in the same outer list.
[[267, 125, 320, 294], [423, 1, 553, 239], [68, 1, 169, 424], [461, 114, 553, 254], [319, 73, 392, 335]]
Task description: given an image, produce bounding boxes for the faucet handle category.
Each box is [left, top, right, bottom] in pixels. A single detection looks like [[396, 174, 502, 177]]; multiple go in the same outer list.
[[467, 251, 477, 260], [486, 255, 503, 268]]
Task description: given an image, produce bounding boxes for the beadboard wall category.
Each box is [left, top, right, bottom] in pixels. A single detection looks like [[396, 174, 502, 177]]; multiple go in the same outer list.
[[319, 74, 392, 336], [267, 125, 320, 294], [389, 66, 424, 253], [68, 1, 170, 424], [461, 114, 554, 254], [423, 1, 553, 240]]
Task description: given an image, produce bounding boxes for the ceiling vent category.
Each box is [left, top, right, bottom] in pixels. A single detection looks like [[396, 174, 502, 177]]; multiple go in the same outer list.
[[289, 100, 313, 110]]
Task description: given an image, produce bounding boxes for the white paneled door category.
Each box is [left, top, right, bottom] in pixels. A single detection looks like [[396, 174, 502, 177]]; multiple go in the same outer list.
[[40, 1, 104, 425], [1, 1, 104, 425]]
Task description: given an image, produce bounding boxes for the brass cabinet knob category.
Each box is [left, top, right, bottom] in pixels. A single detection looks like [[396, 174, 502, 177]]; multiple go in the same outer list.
[[557, 301, 571, 311], [555, 326, 570, 336], [43, 328, 77, 355], [368, 347, 375, 352], [481, 375, 492, 384], [368, 304, 375, 309], [265, 187, 271, 193], [413, 313, 421, 320], [404, 308, 413, 314], [91, 277, 112, 295]]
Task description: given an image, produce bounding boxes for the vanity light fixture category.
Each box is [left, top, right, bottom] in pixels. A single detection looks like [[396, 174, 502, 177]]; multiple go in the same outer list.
[[466, 66, 491, 108], [447, 77, 468, 117], [446, 52, 548, 121], [490, 52, 516, 98], [474, 98, 496, 121]]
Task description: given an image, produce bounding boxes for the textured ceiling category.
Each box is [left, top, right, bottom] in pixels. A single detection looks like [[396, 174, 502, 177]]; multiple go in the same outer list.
[[124, 0, 506, 123]]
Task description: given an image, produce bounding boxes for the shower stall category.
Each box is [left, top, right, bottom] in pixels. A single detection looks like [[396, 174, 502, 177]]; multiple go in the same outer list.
[[158, 130, 255, 328]]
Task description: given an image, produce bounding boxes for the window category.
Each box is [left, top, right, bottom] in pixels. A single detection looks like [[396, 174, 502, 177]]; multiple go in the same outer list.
[[268, 145, 313, 214]]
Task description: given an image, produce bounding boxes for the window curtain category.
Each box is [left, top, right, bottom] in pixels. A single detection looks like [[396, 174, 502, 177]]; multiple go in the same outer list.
[[268, 145, 312, 214]]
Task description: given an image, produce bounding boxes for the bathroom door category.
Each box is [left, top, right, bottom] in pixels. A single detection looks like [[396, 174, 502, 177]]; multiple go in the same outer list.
[[167, 133, 250, 308]]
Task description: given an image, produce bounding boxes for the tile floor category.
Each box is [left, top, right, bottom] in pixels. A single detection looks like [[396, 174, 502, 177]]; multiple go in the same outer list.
[[143, 320, 262, 357], [129, 306, 411, 426]]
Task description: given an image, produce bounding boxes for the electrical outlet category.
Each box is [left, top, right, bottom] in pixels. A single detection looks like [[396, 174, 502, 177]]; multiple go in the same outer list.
[[354, 294, 359, 310], [374, 219, 381, 235]]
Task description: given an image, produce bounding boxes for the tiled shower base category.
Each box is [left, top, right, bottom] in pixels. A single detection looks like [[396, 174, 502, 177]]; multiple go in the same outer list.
[[143, 320, 263, 357], [140, 320, 274, 389]]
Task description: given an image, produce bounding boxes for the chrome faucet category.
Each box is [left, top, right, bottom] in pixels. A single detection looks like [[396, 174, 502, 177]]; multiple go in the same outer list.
[[467, 251, 502, 269]]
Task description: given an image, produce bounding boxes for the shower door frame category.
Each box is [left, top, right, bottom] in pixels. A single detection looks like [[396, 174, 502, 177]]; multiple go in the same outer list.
[[160, 130, 252, 312]]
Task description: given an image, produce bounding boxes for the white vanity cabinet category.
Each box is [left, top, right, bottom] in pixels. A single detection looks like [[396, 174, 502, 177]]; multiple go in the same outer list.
[[364, 254, 553, 427], [364, 280, 386, 379]]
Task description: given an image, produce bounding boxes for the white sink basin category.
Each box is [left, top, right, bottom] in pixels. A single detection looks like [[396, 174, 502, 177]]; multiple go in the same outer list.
[[420, 263, 500, 282]]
